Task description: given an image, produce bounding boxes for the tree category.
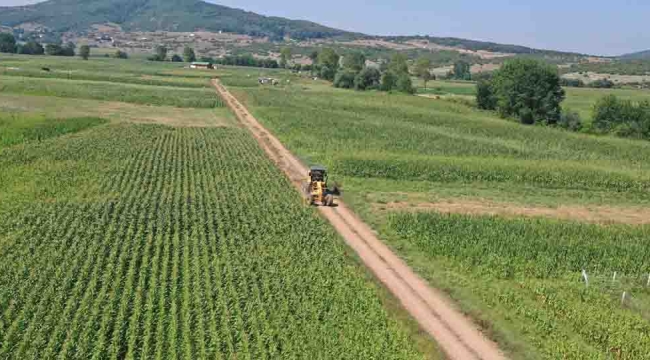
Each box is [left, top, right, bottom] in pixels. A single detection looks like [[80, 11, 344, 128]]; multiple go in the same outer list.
[[388, 53, 409, 75], [308, 50, 319, 74], [0, 33, 16, 53], [333, 69, 357, 89], [309, 50, 319, 63], [592, 95, 650, 138], [19, 41, 44, 55], [592, 95, 624, 133], [63, 42, 76, 56], [396, 73, 415, 94], [484, 58, 565, 124], [319, 65, 336, 82], [317, 48, 340, 80], [380, 71, 398, 91], [79, 45, 90, 60], [342, 52, 366, 73], [45, 44, 64, 56], [280, 47, 292, 68], [113, 50, 128, 59], [45, 43, 74, 57], [149, 45, 168, 61], [452, 60, 471, 80], [354, 67, 381, 90], [476, 80, 497, 110], [183, 46, 196, 63], [171, 54, 183, 62], [414, 57, 433, 89]]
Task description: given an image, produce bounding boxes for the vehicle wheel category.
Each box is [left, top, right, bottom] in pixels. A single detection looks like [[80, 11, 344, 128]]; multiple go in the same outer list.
[[324, 194, 334, 207]]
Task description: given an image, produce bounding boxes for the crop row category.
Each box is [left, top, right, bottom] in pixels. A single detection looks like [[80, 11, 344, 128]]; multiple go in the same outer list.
[[239, 86, 650, 168], [0, 76, 224, 108], [333, 156, 650, 194], [0, 113, 106, 149], [0, 126, 422, 359], [385, 212, 650, 359], [0, 68, 211, 89]]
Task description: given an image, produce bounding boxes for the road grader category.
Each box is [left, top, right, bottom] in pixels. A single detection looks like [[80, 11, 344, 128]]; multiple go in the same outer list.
[[304, 166, 339, 206]]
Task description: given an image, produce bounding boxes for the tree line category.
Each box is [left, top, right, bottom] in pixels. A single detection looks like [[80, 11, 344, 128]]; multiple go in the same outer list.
[[0, 32, 96, 60], [475, 57, 650, 141]]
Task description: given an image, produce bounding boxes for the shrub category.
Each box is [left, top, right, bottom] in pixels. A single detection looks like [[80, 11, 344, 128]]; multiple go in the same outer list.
[[113, 50, 128, 59], [396, 74, 415, 94], [592, 95, 650, 139], [590, 78, 614, 88], [354, 67, 381, 90], [560, 78, 585, 87], [476, 80, 496, 110], [558, 110, 583, 131], [0, 33, 16, 53], [333, 69, 356, 89], [19, 41, 44, 55], [380, 71, 398, 92]]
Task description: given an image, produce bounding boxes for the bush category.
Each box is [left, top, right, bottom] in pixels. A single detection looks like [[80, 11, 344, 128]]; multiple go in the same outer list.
[[171, 54, 183, 62], [592, 95, 650, 139], [380, 71, 398, 92], [519, 107, 535, 125], [19, 41, 44, 55], [590, 78, 615, 88], [333, 69, 356, 89], [0, 33, 16, 53], [45, 43, 75, 57], [558, 110, 583, 131], [113, 50, 128, 59], [560, 78, 585, 87], [396, 74, 415, 94], [354, 67, 381, 90], [476, 80, 496, 110], [319, 65, 336, 81]]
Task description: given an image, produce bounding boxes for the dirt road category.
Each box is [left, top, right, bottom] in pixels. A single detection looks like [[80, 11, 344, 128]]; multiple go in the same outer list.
[[212, 79, 507, 360]]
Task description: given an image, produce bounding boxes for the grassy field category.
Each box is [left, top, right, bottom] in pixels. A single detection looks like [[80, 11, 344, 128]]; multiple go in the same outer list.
[[0, 56, 437, 359], [414, 79, 650, 122], [225, 68, 650, 359]]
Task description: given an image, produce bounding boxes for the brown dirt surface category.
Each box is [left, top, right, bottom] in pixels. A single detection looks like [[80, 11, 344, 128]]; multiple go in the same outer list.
[[376, 199, 650, 225], [0, 94, 234, 128], [213, 79, 507, 360]]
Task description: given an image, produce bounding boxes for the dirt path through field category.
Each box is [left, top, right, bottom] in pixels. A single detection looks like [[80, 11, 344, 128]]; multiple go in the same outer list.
[[212, 79, 507, 360]]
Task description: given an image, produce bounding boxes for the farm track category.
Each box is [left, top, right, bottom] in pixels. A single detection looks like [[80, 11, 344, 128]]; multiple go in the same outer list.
[[212, 79, 507, 360]]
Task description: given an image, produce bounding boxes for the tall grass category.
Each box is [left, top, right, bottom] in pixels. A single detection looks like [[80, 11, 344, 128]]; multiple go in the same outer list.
[[0, 113, 106, 148], [0, 76, 223, 108]]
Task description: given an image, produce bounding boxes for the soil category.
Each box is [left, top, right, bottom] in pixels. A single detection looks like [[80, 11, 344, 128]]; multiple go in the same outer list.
[[213, 79, 507, 360], [376, 199, 650, 225]]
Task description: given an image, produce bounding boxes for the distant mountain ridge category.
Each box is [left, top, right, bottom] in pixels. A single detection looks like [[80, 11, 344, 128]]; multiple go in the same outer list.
[[0, 0, 352, 40], [0, 0, 589, 57], [621, 50, 650, 60]]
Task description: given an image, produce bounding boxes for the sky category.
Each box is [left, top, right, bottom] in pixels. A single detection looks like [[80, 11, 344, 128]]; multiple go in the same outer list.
[[1, 0, 648, 56]]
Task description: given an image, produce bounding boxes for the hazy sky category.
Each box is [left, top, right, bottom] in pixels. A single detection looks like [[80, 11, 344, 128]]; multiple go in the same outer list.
[[1, 0, 648, 56]]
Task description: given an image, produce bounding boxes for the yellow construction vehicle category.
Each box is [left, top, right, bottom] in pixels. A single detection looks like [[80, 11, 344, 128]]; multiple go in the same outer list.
[[304, 166, 339, 206]]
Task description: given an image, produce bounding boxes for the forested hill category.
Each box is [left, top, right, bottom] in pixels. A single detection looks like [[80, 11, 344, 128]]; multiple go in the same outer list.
[[0, 0, 352, 40], [0, 0, 588, 57]]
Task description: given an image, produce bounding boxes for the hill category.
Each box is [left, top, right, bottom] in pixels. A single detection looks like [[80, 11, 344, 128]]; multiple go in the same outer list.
[[0, 0, 351, 40], [1, 0, 593, 59], [621, 49, 650, 60]]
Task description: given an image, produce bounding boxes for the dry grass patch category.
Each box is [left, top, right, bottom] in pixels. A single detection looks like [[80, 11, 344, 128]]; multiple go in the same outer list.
[[0, 94, 234, 127], [374, 197, 650, 225]]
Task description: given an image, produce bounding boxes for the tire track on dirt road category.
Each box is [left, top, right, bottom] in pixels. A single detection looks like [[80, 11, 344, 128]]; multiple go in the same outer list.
[[212, 79, 507, 360]]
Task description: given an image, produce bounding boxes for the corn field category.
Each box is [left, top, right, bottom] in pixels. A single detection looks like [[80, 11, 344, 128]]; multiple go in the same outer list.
[[0, 126, 423, 359]]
